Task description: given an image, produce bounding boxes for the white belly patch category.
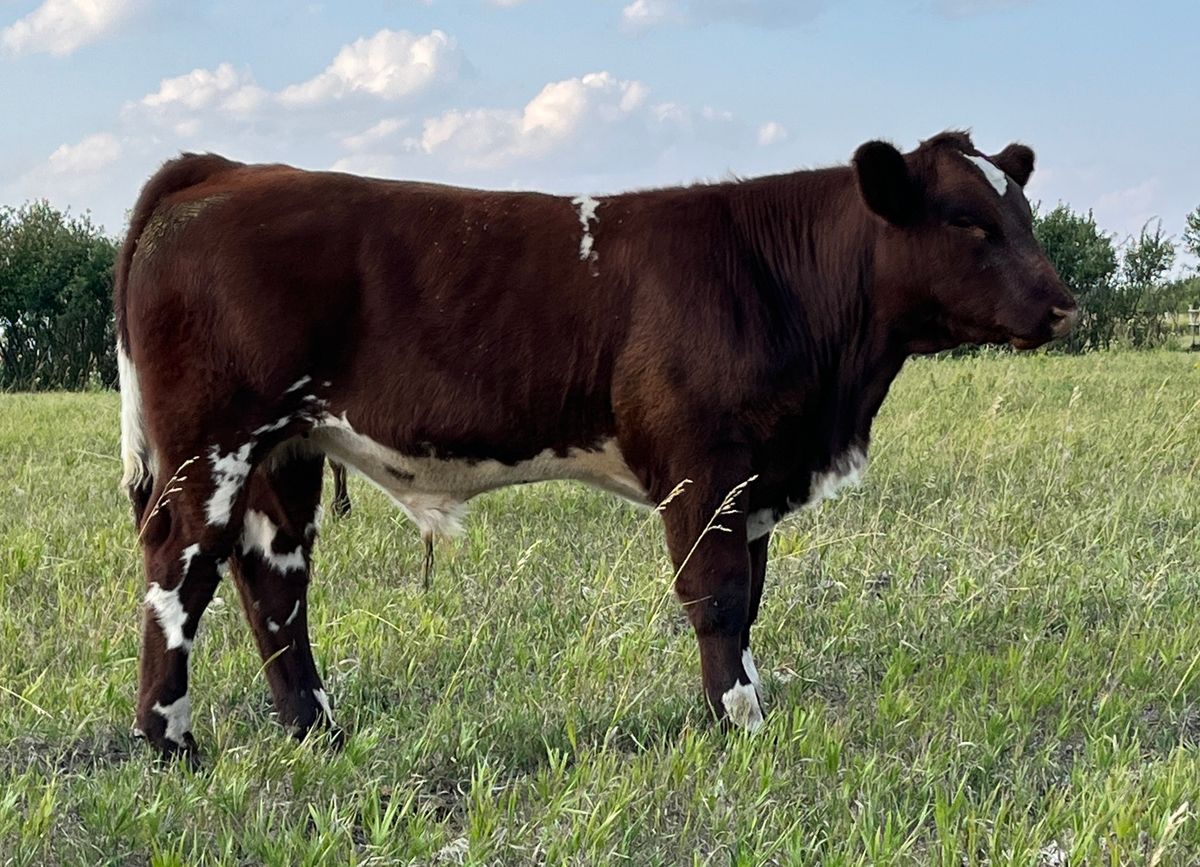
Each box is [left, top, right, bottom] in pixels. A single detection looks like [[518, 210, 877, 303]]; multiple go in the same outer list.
[[310, 413, 649, 537]]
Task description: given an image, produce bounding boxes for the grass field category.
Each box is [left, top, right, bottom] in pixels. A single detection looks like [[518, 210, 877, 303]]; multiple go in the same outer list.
[[1, 350, 1198, 865]]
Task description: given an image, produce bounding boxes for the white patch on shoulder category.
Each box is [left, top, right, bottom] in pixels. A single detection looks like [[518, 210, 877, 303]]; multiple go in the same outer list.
[[206, 442, 254, 527], [571, 194, 601, 263], [721, 682, 763, 732], [145, 582, 191, 652], [742, 648, 763, 702], [152, 694, 192, 745], [310, 413, 649, 539], [313, 688, 333, 722], [241, 509, 306, 573], [117, 341, 156, 491], [963, 153, 1008, 196]]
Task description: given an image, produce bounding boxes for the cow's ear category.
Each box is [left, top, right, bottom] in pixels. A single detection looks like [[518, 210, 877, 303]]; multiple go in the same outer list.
[[991, 143, 1035, 187], [853, 141, 921, 226]]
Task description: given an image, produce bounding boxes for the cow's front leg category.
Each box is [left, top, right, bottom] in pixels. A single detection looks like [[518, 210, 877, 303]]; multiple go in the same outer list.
[[661, 463, 764, 731], [741, 532, 769, 705]]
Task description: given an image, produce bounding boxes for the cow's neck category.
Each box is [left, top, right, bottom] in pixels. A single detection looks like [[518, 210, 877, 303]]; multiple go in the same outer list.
[[728, 168, 906, 458]]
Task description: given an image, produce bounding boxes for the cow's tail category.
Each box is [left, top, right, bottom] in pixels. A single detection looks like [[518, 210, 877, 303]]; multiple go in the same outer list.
[[114, 153, 239, 520]]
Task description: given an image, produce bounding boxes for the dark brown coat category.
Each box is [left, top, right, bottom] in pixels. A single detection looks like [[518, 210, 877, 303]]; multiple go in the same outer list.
[[116, 130, 1075, 759]]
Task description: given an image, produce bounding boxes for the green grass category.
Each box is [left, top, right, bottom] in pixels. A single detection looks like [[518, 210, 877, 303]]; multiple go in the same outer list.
[[1, 350, 1199, 865]]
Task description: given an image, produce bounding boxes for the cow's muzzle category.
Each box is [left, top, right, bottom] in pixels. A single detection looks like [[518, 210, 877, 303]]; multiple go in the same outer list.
[[1049, 305, 1079, 339]]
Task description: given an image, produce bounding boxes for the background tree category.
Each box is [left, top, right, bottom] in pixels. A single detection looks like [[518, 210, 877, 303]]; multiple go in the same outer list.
[[0, 201, 118, 390], [1183, 204, 1200, 265], [1033, 204, 1118, 351]]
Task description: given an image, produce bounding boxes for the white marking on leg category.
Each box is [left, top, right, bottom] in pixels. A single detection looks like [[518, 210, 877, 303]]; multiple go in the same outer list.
[[241, 509, 306, 572], [253, 415, 293, 436], [305, 504, 324, 540], [721, 682, 763, 732], [179, 543, 201, 577], [144, 582, 192, 652], [571, 194, 601, 263], [152, 694, 192, 745], [284, 376, 312, 394], [742, 647, 763, 702], [962, 153, 1008, 196], [313, 688, 333, 722], [206, 442, 254, 527], [284, 599, 301, 626]]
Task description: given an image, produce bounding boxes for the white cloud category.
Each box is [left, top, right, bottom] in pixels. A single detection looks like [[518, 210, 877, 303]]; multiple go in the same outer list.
[[415, 71, 651, 169], [622, 0, 683, 31], [139, 63, 266, 115], [47, 132, 122, 174], [757, 120, 787, 146], [487, 0, 529, 5], [341, 117, 408, 151], [1, 0, 134, 57], [279, 29, 462, 106]]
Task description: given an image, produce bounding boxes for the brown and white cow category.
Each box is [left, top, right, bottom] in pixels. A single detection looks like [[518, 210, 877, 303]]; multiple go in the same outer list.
[[115, 130, 1076, 760]]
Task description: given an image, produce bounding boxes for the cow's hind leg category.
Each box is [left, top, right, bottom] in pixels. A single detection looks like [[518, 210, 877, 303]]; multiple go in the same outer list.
[[329, 461, 351, 518], [134, 443, 254, 764], [228, 452, 339, 742]]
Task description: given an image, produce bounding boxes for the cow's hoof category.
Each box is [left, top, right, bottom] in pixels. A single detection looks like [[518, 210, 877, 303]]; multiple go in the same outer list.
[[135, 729, 202, 770], [721, 682, 765, 732], [290, 718, 347, 751]]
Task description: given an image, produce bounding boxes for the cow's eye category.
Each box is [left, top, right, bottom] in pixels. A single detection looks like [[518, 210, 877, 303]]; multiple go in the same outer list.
[[947, 215, 996, 240]]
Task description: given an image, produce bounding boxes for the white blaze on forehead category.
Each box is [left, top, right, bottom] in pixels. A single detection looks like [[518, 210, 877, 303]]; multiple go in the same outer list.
[[206, 442, 254, 527], [571, 195, 601, 262], [145, 582, 191, 652], [152, 694, 192, 745], [962, 153, 1009, 196]]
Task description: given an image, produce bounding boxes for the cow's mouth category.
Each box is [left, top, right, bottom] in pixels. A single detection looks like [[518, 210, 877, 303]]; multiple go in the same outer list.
[[1008, 305, 1079, 351]]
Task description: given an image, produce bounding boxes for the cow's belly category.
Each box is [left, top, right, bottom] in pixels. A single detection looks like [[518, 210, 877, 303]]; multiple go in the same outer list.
[[309, 414, 650, 537]]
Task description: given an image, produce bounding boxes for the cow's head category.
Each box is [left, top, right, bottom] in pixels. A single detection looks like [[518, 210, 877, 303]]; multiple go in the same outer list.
[[854, 131, 1077, 353]]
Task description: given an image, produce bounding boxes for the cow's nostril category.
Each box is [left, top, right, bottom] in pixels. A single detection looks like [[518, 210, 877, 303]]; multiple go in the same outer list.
[[1050, 306, 1078, 337]]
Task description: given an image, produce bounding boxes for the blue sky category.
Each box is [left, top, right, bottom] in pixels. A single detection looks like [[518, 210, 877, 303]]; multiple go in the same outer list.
[[2, 0, 1196, 262]]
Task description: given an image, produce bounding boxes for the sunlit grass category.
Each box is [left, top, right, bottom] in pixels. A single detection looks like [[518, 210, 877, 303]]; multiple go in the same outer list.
[[1, 350, 1198, 865]]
